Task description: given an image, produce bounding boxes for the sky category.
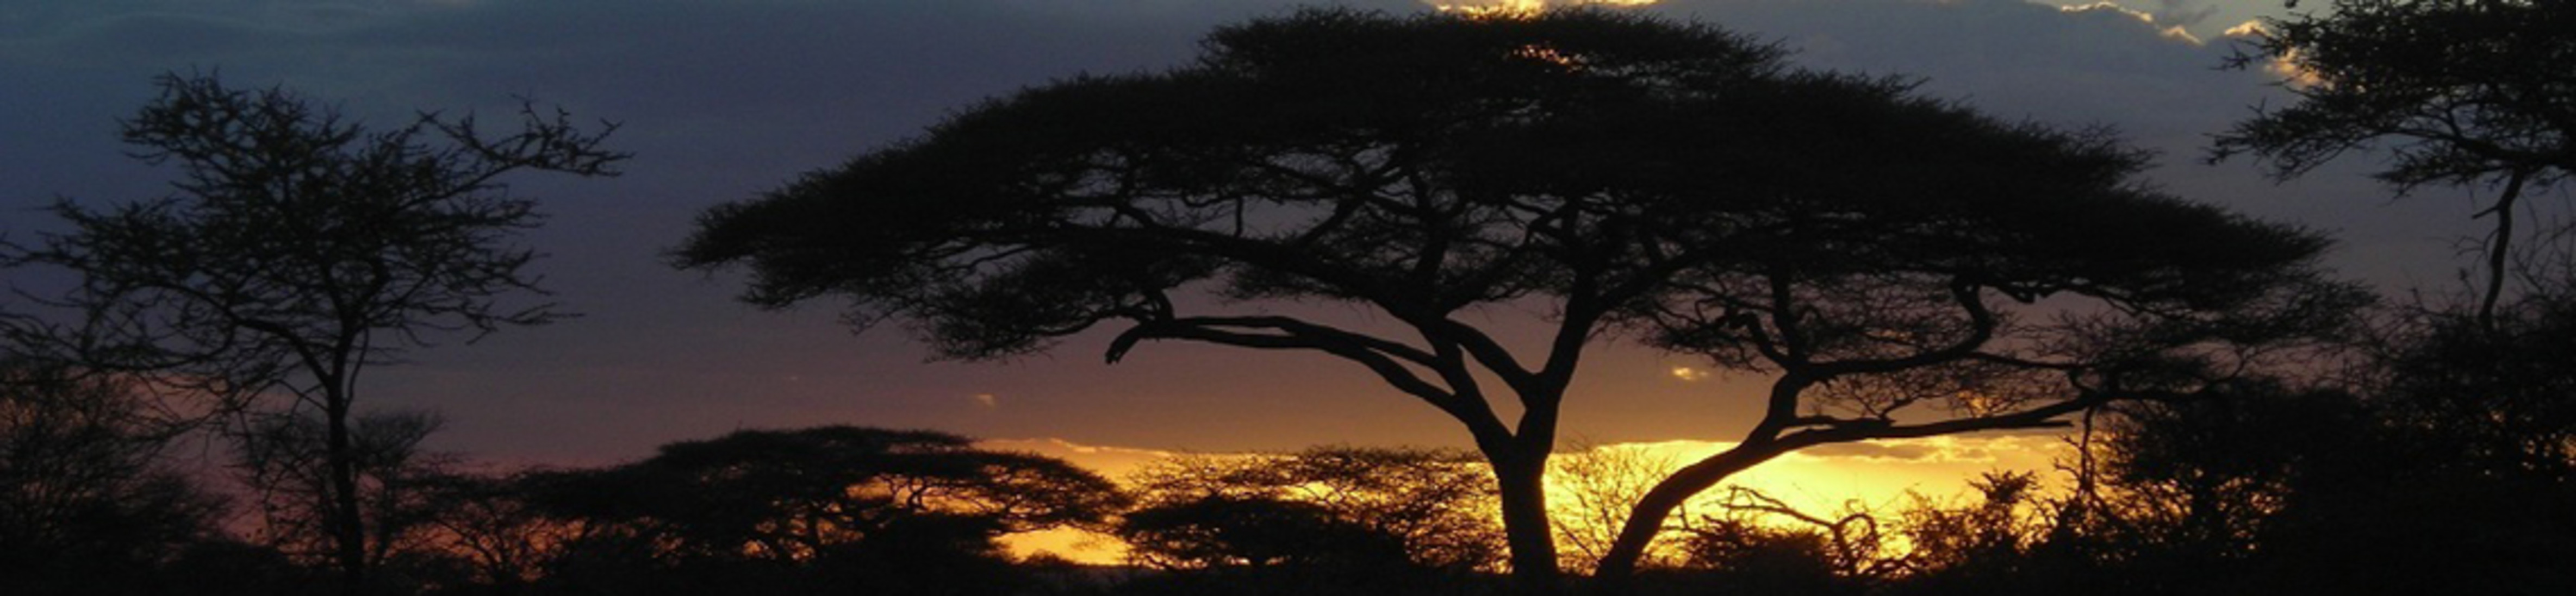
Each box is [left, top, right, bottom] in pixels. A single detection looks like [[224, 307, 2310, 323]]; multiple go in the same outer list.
[[0, 0, 2531, 496]]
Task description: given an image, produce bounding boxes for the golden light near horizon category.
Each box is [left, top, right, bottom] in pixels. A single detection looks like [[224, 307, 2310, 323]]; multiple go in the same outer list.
[[992, 435, 2071, 566]]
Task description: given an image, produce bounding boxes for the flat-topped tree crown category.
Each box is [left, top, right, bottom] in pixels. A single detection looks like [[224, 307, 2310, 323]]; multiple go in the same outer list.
[[676, 8, 2348, 584], [675, 9, 1791, 359]]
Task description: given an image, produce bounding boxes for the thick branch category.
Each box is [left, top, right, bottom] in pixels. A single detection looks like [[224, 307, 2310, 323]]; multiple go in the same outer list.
[[1104, 317, 1513, 443]]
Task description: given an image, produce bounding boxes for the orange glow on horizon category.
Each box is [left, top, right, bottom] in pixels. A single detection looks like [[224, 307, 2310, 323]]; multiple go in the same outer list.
[[990, 435, 2070, 566]]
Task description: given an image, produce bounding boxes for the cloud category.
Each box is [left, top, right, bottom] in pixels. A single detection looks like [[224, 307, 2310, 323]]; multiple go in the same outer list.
[[1669, 366, 1710, 382], [974, 437, 1188, 481], [2055, 1, 2202, 43], [1428, 0, 1659, 16], [1799, 441, 1941, 461], [972, 393, 999, 409]]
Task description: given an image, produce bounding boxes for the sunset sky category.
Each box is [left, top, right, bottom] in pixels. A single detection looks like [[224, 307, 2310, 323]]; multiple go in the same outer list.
[[0, 0, 2513, 510]]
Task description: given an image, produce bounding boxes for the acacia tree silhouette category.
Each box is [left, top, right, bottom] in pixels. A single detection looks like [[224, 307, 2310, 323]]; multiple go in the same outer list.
[[2212, 0, 2576, 325], [0, 72, 623, 594], [676, 8, 2347, 586]]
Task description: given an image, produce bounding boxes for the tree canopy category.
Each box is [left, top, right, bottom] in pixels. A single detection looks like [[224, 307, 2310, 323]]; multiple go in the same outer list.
[[677, 8, 2349, 583], [2213, 0, 2576, 322], [525, 425, 1126, 564], [1122, 446, 1504, 572]]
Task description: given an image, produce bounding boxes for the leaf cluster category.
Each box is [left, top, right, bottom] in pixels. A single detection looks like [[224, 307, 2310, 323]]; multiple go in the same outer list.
[[2215, 0, 2576, 190]]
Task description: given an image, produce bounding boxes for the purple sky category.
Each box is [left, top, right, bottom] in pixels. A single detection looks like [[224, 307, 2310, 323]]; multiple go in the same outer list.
[[0, 1, 2519, 466]]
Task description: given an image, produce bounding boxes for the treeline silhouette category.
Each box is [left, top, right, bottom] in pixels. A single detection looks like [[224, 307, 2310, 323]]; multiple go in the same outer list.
[[5, 283, 2573, 594], [7, 2, 2575, 594]]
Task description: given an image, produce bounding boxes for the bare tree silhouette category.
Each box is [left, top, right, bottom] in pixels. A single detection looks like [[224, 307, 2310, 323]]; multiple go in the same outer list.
[[0, 72, 624, 594]]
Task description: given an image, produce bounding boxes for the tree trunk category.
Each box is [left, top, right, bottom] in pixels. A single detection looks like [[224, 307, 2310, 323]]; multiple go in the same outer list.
[[1491, 446, 1562, 593], [1592, 441, 1785, 580], [2476, 168, 2530, 328], [325, 396, 368, 596]]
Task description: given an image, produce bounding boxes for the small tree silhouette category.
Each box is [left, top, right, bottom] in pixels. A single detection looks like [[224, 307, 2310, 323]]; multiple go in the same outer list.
[[0, 71, 624, 594], [0, 357, 227, 596], [2213, 0, 2576, 324], [522, 425, 1124, 594]]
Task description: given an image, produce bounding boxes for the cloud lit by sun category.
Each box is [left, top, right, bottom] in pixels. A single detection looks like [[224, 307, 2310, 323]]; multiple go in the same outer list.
[[1669, 366, 1709, 382], [1430, 0, 1659, 18], [972, 393, 999, 409], [2223, 20, 2326, 87], [2057, 1, 2203, 44]]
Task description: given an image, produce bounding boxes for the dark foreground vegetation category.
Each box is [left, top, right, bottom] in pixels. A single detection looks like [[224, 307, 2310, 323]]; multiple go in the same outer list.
[[6, 1, 2574, 594], [5, 283, 2574, 596]]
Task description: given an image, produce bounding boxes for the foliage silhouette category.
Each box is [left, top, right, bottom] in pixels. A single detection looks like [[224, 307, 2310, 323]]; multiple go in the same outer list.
[[1681, 486, 1894, 584], [1121, 494, 1411, 570], [1673, 518, 1871, 596], [1124, 446, 1505, 573], [519, 425, 1123, 596], [235, 410, 460, 589], [2318, 285, 2576, 594], [0, 357, 229, 596], [1883, 471, 2056, 594], [1547, 442, 1670, 573], [1885, 343, 2575, 596], [2376, 280, 2576, 475], [2213, 0, 2576, 323], [0, 71, 624, 594], [676, 8, 2351, 584], [395, 469, 571, 593]]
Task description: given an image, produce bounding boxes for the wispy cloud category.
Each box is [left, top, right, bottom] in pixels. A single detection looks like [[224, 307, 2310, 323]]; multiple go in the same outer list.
[[1669, 366, 1710, 382], [974, 437, 1189, 481]]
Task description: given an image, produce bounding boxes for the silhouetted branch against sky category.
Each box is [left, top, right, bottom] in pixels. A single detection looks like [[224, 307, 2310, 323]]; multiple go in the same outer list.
[[0, 0, 2498, 529], [675, 6, 2351, 581], [1, 71, 623, 593], [2211, 0, 2576, 325], [5, 0, 2411, 460]]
